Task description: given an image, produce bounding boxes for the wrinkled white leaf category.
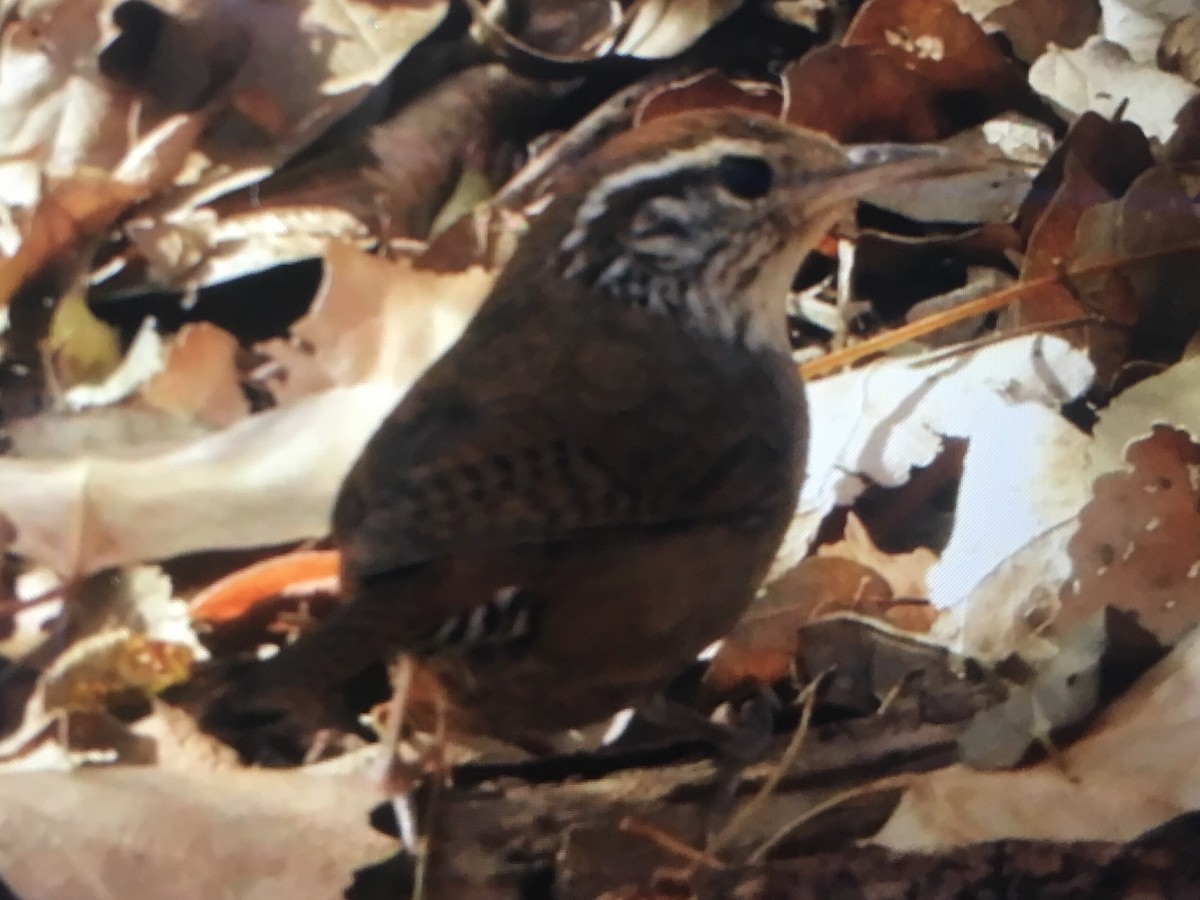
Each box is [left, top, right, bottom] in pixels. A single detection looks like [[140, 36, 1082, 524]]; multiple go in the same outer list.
[[0, 384, 398, 577], [940, 355, 1200, 659], [775, 335, 1095, 578], [1029, 37, 1197, 143], [1099, 0, 1192, 61]]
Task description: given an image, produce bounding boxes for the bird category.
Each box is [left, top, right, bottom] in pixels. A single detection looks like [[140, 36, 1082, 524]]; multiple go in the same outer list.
[[215, 110, 964, 751]]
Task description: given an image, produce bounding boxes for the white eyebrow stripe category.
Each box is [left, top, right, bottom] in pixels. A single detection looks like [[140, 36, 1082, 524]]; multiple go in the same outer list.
[[560, 139, 768, 254]]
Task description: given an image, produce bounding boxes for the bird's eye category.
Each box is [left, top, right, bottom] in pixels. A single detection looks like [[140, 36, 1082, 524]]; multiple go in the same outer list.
[[716, 154, 774, 200]]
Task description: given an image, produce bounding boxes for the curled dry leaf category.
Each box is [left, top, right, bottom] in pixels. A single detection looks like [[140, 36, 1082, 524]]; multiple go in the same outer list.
[[1016, 141, 1131, 373], [708, 556, 892, 692], [0, 111, 210, 308], [0, 175, 142, 308], [1070, 165, 1200, 370], [783, 45, 946, 142], [1159, 12, 1200, 83], [1010, 113, 1200, 383], [1014, 111, 1154, 243]]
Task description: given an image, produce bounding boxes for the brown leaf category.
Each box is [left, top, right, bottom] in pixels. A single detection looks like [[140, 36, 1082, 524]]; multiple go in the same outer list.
[[1158, 13, 1200, 84], [819, 512, 939, 605], [0, 175, 142, 307], [1014, 112, 1154, 244], [783, 46, 945, 142], [1061, 425, 1200, 643], [985, 0, 1100, 63], [637, 70, 784, 124], [843, 0, 1028, 126], [0, 111, 209, 308], [141, 323, 250, 428], [1016, 153, 1115, 334], [1011, 113, 1165, 381], [1071, 166, 1200, 368], [706, 557, 892, 692]]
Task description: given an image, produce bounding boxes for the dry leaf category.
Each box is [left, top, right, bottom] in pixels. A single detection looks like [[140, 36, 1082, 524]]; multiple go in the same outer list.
[[1029, 36, 1197, 142], [875, 628, 1200, 849], [985, 0, 1101, 63], [0, 766, 394, 900], [140, 323, 249, 428], [0, 384, 398, 577], [819, 513, 938, 604], [709, 556, 892, 691], [1159, 13, 1200, 83], [637, 70, 784, 124], [777, 335, 1094, 590], [844, 0, 1028, 123], [942, 355, 1200, 660], [783, 46, 945, 142], [256, 242, 495, 399], [1061, 425, 1200, 641]]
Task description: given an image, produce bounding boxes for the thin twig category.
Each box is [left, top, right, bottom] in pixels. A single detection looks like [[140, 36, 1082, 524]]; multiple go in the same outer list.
[[619, 817, 726, 871], [748, 773, 918, 864], [708, 670, 830, 857], [801, 236, 1200, 380]]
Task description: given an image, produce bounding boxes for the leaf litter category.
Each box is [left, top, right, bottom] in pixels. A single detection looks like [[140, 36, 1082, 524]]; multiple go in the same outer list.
[[3, 0, 1200, 896]]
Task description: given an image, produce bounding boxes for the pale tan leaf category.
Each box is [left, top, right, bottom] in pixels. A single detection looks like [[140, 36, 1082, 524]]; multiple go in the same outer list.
[[0, 767, 394, 900]]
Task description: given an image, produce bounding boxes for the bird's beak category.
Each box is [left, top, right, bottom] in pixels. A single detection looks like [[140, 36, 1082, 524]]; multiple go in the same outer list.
[[793, 142, 985, 211]]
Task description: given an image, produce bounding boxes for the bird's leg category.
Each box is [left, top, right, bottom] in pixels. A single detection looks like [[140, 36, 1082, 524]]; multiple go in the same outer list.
[[201, 589, 421, 761]]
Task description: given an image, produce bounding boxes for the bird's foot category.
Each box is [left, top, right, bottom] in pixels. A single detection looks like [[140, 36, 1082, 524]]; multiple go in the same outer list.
[[197, 659, 364, 765]]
